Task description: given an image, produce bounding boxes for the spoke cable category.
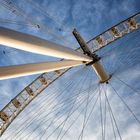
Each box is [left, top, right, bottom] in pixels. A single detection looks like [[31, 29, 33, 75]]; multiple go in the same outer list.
[[77, 73, 93, 140], [99, 85, 104, 140], [113, 76, 140, 96], [109, 83, 140, 124], [59, 86, 100, 140], [37, 68, 91, 140], [104, 87, 122, 140], [11, 68, 88, 139]]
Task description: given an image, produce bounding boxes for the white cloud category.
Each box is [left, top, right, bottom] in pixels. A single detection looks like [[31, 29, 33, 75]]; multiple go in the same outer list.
[[0, 0, 140, 139]]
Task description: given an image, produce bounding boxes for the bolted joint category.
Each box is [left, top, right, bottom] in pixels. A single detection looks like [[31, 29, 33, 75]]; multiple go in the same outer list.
[[86, 54, 101, 66], [72, 28, 111, 83]]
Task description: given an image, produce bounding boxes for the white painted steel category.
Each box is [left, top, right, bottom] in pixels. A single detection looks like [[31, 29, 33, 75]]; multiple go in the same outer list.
[[92, 61, 110, 83], [0, 27, 92, 61], [0, 60, 84, 80]]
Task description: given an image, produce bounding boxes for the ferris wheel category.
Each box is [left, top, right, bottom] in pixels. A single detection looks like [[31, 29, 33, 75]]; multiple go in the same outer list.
[[0, 1, 140, 140]]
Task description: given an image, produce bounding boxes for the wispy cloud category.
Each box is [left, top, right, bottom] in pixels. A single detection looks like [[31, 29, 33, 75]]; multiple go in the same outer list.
[[0, 0, 140, 139]]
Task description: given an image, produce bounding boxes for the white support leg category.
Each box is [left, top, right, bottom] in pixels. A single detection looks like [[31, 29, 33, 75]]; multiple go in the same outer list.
[[92, 61, 110, 83], [0, 60, 85, 80], [0, 27, 92, 62]]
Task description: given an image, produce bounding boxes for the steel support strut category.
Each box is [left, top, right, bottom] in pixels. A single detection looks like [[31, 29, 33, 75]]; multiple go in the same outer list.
[[73, 29, 111, 83], [91, 61, 110, 83], [0, 27, 92, 62], [0, 60, 85, 80]]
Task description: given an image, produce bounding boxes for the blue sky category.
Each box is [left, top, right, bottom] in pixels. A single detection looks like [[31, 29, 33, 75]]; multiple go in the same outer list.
[[0, 0, 140, 140]]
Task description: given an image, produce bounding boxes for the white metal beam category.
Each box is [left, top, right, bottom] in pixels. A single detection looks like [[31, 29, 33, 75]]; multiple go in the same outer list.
[[0, 27, 92, 62], [92, 61, 110, 83], [0, 60, 85, 80]]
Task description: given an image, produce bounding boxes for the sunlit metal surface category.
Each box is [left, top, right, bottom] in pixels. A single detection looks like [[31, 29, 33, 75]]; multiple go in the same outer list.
[[0, 12, 140, 136]]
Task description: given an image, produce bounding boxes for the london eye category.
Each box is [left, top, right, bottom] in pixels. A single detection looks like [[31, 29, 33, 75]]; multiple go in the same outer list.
[[0, 0, 140, 140]]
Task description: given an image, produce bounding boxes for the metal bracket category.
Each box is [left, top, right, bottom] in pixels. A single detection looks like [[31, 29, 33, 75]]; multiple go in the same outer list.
[[72, 28, 100, 64], [86, 57, 101, 66], [72, 28, 92, 57], [72, 28, 101, 65]]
